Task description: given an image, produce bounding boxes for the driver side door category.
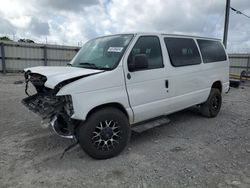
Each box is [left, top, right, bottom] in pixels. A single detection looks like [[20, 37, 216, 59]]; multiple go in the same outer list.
[[124, 35, 169, 123]]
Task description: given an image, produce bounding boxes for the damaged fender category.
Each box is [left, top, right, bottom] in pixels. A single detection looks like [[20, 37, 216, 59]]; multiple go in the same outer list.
[[22, 66, 105, 138]]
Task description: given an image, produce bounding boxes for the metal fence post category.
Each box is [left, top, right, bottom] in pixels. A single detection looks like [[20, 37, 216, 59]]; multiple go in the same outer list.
[[44, 45, 47, 66], [0, 42, 6, 74]]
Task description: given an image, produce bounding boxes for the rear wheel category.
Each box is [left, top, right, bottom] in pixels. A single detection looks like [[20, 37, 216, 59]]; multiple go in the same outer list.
[[77, 107, 131, 159], [200, 88, 222, 118]]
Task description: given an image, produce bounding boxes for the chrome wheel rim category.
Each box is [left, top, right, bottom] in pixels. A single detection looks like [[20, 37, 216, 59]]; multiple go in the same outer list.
[[91, 120, 121, 151]]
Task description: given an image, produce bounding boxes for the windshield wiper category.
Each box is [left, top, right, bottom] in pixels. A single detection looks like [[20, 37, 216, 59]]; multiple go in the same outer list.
[[78, 62, 112, 70], [100, 67, 112, 70], [78, 62, 99, 69]]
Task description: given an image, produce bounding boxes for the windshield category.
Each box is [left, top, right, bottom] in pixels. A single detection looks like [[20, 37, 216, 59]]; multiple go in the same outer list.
[[70, 34, 134, 70]]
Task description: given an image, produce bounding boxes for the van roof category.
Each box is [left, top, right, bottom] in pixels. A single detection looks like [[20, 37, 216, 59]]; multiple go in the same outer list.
[[160, 33, 221, 41], [115, 32, 221, 41]]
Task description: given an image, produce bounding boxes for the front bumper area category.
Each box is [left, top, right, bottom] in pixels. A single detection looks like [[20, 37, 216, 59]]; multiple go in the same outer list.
[[22, 93, 76, 139], [50, 116, 74, 139], [22, 93, 65, 119]]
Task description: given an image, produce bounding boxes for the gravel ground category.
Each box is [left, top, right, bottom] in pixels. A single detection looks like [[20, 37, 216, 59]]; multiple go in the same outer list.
[[0, 74, 250, 188]]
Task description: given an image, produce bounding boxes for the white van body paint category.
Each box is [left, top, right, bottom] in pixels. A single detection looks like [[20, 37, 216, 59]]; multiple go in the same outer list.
[[24, 33, 229, 125], [24, 66, 103, 89]]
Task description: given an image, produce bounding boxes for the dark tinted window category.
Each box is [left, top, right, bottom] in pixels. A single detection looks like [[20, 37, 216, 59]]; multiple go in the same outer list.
[[164, 37, 201, 67], [197, 39, 227, 63], [128, 36, 163, 70]]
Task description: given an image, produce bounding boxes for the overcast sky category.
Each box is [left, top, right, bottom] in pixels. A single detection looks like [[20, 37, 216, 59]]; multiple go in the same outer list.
[[0, 0, 249, 52]]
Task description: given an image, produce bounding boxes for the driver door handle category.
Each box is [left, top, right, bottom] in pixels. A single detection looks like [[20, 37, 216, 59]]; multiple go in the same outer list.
[[165, 80, 169, 88]]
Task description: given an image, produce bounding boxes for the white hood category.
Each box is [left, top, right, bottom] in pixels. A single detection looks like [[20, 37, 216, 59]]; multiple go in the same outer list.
[[24, 66, 103, 89]]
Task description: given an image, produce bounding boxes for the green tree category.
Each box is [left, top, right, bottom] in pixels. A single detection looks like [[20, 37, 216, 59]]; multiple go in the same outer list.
[[0, 36, 12, 41], [18, 38, 35, 43]]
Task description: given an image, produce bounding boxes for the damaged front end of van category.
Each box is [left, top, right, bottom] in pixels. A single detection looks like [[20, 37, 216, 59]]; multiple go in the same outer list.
[[22, 66, 102, 139]]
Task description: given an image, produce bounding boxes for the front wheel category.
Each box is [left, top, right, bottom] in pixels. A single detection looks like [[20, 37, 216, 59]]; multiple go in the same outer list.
[[200, 88, 222, 118], [77, 107, 131, 159]]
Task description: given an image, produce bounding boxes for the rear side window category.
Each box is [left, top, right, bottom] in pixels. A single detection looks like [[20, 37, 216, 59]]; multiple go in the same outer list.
[[164, 37, 201, 67], [197, 39, 227, 63], [128, 36, 163, 70]]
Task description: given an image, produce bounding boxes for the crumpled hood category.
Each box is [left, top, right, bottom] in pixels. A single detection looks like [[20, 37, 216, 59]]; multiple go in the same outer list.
[[24, 66, 103, 89]]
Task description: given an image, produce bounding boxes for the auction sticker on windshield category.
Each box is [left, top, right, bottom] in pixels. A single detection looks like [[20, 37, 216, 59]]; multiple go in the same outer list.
[[107, 47, 123, 53]]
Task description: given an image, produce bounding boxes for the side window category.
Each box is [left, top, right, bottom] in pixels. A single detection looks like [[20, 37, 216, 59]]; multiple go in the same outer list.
[[128, 36, 163, 70], [197, 39, 227, 63], [164, 37, 201, 67]]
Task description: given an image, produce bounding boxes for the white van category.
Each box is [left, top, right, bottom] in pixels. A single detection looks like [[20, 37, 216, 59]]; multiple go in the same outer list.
[[22, 33, 229, 159]]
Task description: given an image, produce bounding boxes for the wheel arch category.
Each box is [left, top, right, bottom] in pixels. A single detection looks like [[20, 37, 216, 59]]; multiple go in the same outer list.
[[211, 80, 222, 93], [86, 102, 130, 121]]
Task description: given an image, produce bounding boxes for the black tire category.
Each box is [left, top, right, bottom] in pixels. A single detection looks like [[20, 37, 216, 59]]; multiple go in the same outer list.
[[77, 107, 131, 159], [200, 88, 222, 118]]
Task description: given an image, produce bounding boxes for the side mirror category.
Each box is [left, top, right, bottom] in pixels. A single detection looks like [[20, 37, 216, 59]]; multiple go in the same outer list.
[[128, 54, 148, 72]]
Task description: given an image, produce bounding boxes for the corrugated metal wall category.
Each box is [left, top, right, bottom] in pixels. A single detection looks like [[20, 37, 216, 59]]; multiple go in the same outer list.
[[229, 54, 250, 76], [5, 43, 42, 71], [0, 40, 249, 75], [0, 41, 79, 72]]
